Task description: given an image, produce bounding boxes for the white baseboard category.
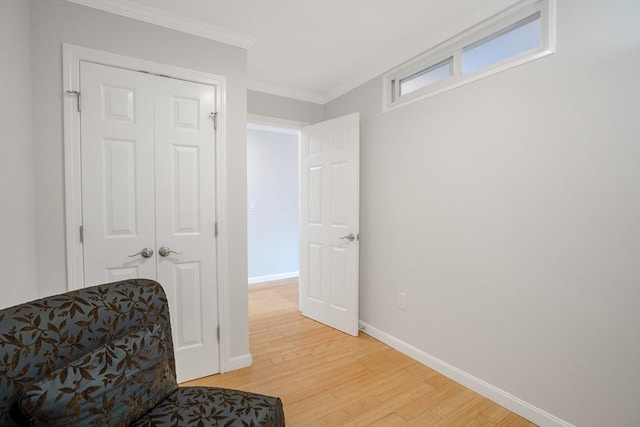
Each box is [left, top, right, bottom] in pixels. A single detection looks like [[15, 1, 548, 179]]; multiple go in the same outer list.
[[248, 271, 299, 285], [358, 321, 574, 427], [226, 353, 253, 372]]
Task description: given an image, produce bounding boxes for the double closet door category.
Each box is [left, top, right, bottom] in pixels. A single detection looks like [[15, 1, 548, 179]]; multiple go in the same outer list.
[[80, 61, 218, 382]]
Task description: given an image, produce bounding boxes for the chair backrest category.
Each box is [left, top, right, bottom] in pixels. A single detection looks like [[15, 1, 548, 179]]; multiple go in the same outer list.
[[0, 279, 175, 426]]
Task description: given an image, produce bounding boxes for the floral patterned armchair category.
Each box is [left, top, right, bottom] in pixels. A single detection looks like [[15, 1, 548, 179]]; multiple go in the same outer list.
[[0, 279, 284, 426]]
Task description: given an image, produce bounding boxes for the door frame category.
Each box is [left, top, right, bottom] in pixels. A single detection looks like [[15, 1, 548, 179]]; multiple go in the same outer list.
[[247, 114, 308, 131], [62, 44, 232, 371]]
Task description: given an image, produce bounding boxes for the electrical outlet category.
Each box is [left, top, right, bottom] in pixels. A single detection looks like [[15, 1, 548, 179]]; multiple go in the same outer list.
[[398, 292, 407, 310]]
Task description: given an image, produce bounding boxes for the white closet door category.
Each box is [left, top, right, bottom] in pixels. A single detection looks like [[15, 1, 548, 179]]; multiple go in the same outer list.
[[80, 62, 219, 382], [154, 76, 219, 382], [80, 61, 156, 285]]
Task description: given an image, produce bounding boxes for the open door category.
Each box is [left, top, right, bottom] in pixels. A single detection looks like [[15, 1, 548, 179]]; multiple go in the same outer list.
[[299, 113, 360, 336]]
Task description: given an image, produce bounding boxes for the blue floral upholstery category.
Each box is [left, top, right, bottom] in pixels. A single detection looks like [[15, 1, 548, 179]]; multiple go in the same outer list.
[[131, 387, 285, 427], [19, 324, 177, 426], [0, 279, 285, 426]]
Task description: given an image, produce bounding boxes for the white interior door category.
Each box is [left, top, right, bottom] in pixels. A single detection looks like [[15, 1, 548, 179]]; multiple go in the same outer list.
[[81, 62, 157, 284], [154, 76, 219, 381], [299, 113, 360, 336], [80, 61, 219, 382]]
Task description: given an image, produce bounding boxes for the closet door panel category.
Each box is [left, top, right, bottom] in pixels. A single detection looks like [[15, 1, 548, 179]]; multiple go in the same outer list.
[[80, 61, 156, 285], [154, 76, 219, 382]]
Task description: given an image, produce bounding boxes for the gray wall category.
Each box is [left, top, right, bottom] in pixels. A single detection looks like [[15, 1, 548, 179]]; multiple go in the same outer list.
[[26, 0, 250, 359], [0, 0, 38, 309], [248, 89, 324, 124], [323, 1, 639, 426], [247, 129, 299, 280]]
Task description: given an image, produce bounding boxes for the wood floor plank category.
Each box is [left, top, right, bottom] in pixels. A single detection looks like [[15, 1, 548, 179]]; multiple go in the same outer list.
[[182, 279, 537, 426], [370, 412, 408, 426], [436, 396, 495, 426], [405, 410, 445, 426], [478, 403, 512, 424], [302, 396, 382, 427], [495, 412, 538, 427], [395, 381, 463, 421], [432, 388, 482, 419], [344, 380, 441, 425]]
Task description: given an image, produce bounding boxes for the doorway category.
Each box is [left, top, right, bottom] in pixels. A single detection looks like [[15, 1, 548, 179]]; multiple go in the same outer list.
[[246, 122, 301, 286], [246, 113, 361, 337]]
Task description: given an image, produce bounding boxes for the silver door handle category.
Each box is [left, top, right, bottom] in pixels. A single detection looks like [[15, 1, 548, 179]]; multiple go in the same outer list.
[[128, 247, 154, 258], [338, 233, 356, 242], [159, 246, 183, 257]]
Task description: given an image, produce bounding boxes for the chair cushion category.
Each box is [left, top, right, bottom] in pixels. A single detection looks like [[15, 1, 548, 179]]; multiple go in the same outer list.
[[131, 386, 285, 427], [19, 324, 177, 426]]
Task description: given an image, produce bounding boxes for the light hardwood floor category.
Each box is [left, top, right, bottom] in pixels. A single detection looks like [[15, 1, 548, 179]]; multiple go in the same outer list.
[[183, 279, 536, 426]]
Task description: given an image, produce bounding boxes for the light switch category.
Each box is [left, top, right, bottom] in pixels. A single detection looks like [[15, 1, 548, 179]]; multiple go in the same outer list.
[[249, 201, 256, 211]]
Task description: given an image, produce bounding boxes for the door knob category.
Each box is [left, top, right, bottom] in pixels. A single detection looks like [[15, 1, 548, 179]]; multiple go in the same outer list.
[[128, 247, 154, 258], [159, 246, 183, 257], [338, 233, 356, 242]]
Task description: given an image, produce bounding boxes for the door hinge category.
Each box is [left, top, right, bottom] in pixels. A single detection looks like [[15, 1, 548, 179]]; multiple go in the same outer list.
[[79, 225, 84, 243], [209, 112, 218, 130], [214, 222, 218, 238], [66, 90, 81, 112], [216, 326, 220, 341]]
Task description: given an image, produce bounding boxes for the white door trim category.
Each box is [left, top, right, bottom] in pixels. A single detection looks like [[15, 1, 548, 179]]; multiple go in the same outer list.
[[247, 113, 308, 131], [62, 43, 232, 372]]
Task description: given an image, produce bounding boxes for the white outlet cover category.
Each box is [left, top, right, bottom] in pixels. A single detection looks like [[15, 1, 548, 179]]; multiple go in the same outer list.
[[398, 292, 407, 310]]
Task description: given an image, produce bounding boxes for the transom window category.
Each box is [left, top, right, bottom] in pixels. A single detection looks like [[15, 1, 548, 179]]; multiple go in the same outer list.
[[384, 0, 555, 112], [462, 12, 542, 75]]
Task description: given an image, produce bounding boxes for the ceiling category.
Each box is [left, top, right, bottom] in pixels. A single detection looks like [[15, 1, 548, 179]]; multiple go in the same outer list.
[[73, 0, 519, 104]]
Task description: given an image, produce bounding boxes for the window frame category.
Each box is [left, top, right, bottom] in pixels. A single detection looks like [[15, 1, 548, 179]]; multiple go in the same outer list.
[[383, 0, 556, 112]]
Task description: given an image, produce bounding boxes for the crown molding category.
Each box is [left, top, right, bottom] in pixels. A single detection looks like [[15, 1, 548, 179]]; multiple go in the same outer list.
[[66, 0, 516, 107], [322, 1, 518, 105], [248, 79, 325, 105], [250, 1, 517, 106], [322, 44, 455, 105], [65, 0, 255, 49]]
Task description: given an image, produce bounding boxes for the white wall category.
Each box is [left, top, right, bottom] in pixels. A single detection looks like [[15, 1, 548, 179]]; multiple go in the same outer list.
[[27, 0, 250, 359], [247, 128, 299, 282], [0, 0, 38, 309], [324, 1, 639, 426], [248, 89, 324, 124]]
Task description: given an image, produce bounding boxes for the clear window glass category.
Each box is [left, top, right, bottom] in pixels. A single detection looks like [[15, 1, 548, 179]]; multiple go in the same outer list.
[[462, 12, 542, 75], [399, 57, 453, 96]]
